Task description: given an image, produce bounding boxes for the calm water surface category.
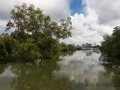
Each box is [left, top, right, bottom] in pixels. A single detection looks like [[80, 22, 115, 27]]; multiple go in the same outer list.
[[0, 50, 119, 90]]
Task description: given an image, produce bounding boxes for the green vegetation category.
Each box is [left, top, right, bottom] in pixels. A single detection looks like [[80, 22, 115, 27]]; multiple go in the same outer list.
[[100, 26, 120, 57], [0, 3, 74, 62], [60, 42, 75, 52], [75, 46, 82, 50], [100, 26, 120, 67], [100, 26, 120, 89]]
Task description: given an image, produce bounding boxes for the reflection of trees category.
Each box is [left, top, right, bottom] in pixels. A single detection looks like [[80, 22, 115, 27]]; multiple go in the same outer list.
[[83, 49, 100, 56], [100, 55, 120, 90], [0, 62, 8, 74], [60, 50, 75, 57], [83, 50, 93, 56], [93, 49, 100, 54], [86, 51, 92, 56], [100, 54, 120, 68], [10, 55, 74, 90], [100, 27, 120, 90]]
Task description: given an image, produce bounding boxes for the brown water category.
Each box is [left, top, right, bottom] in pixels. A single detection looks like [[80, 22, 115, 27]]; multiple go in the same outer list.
[[0, 50, 120, 90]]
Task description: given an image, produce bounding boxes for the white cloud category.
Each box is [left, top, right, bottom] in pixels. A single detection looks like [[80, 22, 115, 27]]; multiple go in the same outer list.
[[0, 0, 70, 21], [61, 0, 119, 45], [0, 0, 119, 45], [61, 7, 105, 45], [21, 0, 71, 21], [83, 0, 120, 26], [0, 20, 8, 33], [0, 0, 15, 20], [0, 0, 71, 33], [0, 20, 7, 28]]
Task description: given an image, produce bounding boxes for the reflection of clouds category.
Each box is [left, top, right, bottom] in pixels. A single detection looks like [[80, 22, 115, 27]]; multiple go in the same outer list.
[[59, 51, 101, 66], [0, 66, 15, 90], [60, 51, 86, 65], [55, 51, 104, 83], [0, 66, 15, 77]]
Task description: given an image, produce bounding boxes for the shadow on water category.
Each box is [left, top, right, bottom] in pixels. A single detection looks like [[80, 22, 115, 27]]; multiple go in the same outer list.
[[99, 54, 120, 90], [0, 63, 8, 75]]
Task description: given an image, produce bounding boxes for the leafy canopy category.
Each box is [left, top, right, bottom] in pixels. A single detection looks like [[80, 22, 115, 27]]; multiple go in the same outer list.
[[6, 3, 73, 41], [0, 3, 74, 62]]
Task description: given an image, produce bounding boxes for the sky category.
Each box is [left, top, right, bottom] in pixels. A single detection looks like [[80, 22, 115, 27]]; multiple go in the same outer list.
[[0, 0, 120, 45]]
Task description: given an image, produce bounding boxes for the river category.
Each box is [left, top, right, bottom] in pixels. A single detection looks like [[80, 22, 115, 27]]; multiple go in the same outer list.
[[0, 50, 119, 90]]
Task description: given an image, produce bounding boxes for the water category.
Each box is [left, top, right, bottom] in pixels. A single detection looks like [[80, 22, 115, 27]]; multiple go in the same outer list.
[[0, 50, 119, 90]]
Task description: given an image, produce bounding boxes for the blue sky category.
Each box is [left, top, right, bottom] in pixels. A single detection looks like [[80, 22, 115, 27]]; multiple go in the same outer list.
[[70, 0, 83, 15], [0, 0, 120, 45]]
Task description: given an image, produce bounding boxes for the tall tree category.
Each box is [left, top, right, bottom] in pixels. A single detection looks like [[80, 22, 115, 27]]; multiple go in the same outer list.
[[100, 26, 120, 62], [5, 3, 73, 59], [6, 3, 73, 41]]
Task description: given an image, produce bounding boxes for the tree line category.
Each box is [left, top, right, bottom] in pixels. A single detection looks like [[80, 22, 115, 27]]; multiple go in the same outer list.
[[0, 3, 75, 62], [100, 26, 120, 89], [100, 26, 120, 67]]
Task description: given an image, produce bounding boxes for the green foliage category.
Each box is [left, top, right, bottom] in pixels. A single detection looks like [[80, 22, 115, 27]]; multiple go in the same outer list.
[[0, 33, 18, 61], [12, 38, 41, 62], [0, 42, 8, 60], [99, 26, 120, 89], [75, 47, 82, 50], [60, 42, 69, 51], [6, 3, 73, 41], [32, 32, 60, 59], [0, 3, 73, 62], [0, 34, 41, 62], [67, 44, 76, 51], [101, 26, 120, 57], [0, 33, 18, 54], [100, 26, 120, 66], [59, 42, 75, 53]]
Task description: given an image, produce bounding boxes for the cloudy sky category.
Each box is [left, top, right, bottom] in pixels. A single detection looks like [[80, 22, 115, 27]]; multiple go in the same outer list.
[[0, 0, 120, 45]]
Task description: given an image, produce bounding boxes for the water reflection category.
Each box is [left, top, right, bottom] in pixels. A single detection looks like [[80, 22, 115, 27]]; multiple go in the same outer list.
[[100, 55, 120, 90], [0, 50, 119, 90], [0, 56, 73, 90], [55, 51, 116, 90], [56, 51, 101, 83]]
